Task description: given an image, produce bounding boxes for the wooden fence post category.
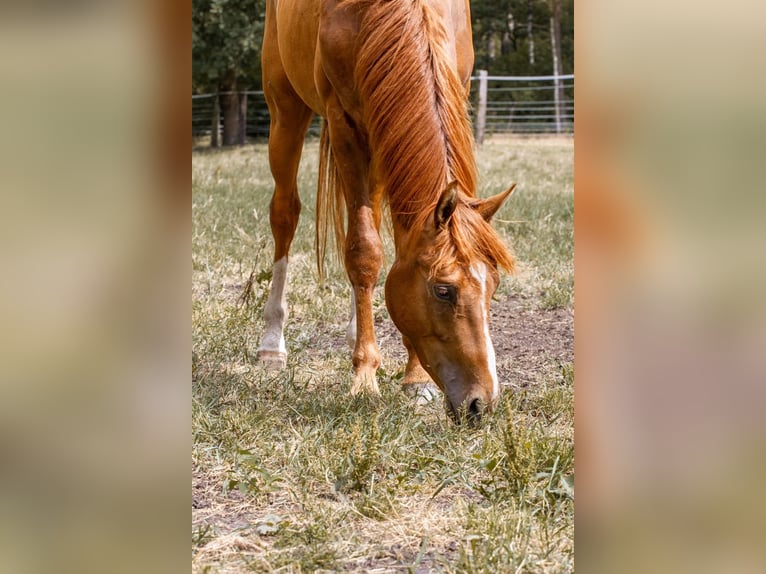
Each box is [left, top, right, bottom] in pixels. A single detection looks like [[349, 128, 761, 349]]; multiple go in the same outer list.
[[238, 92, 247, 145], [476, 69, 488, 145]]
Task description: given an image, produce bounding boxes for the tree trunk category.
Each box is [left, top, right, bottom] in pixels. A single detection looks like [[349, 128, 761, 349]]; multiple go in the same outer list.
[[502, 8, 514, 55], [549, 0, 565, 133], [527, 0, 535, 65], [220, 70, 240, 146], [487, 33, 497, 60], [238, 92, 248, 145]]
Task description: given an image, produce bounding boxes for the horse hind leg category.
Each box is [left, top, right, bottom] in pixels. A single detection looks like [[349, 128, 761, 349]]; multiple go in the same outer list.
[[256, 89, 313, 368]]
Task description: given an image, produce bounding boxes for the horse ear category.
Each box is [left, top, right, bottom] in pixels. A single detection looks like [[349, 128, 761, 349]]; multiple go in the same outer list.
[[434, 181, 459, 229], [471, 183, 516, 222]]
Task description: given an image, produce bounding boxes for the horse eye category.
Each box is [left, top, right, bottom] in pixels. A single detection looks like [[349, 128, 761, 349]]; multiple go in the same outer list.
[[433, 284, 457, 303]]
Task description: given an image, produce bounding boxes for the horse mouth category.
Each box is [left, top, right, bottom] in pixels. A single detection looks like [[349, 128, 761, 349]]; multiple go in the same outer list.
[[445, 395, 489, 426]]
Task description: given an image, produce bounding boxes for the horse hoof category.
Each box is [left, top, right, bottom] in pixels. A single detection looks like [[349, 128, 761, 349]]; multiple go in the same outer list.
[[403, 382, 440, 405], [256, 350, 287, 369], [350, 369, 380, 396]]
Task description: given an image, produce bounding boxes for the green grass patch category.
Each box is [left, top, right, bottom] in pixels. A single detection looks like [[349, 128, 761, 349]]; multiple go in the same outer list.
[[192, 136, 573, 572]]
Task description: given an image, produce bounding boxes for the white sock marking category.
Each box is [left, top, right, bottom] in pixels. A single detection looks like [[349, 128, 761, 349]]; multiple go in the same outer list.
[[259, 256, 288, 354]]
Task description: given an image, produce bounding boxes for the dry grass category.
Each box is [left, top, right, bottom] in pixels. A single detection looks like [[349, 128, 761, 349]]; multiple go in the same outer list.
[[192, 135, 573, 572]]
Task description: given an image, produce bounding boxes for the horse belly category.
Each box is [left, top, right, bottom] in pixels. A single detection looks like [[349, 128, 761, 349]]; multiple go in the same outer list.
[[275, 0, 324, 114]]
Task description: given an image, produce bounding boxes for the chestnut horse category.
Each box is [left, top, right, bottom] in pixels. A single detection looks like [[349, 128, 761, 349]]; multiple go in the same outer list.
[[256, 0, 516, 421]]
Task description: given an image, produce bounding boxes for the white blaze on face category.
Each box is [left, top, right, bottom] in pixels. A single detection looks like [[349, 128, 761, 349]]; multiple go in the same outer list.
[[470, 263, 499, 400], [259, 256, 288, 354]]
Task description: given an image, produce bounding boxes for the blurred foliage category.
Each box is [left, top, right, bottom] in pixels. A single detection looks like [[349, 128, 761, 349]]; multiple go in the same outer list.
[[471, 0, 573, 77], [192, 0, 265, 92], [191, 0, 574, 92]]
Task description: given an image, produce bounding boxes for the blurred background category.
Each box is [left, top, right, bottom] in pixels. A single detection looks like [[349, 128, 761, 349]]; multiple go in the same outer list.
[[0, 0, 765, 572], [577, 1, 766, 572], [0, 1, 188, 572]]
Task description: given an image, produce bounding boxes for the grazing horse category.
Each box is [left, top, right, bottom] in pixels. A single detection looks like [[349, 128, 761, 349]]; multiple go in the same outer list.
[[256, 0, 516, 421]]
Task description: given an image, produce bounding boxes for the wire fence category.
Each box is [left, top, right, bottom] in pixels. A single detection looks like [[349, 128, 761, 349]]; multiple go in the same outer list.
[[471, 73, 574, 137], [192, 73, 573, 145]]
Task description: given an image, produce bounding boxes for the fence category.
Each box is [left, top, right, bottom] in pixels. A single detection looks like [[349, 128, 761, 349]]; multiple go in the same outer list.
[[192, 92, 290, 142], [470, 72, 574, 141], [192, 72, 573, 144]]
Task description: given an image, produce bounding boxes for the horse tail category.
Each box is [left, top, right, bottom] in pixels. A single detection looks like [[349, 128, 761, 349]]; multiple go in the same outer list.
[[316, 119, 346, 282]]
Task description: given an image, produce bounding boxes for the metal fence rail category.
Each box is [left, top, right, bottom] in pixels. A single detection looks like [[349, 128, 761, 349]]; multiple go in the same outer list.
[[470, 72, 574, 140], [192, 73, 573, 144]]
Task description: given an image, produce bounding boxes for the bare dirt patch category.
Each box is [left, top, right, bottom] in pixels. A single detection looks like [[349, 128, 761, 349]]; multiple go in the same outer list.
[[303, 293, 573, 392], [490, 297, 573, 389]]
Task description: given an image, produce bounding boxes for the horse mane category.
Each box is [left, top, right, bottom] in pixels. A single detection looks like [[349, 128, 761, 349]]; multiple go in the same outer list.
[[353, 0, 475, 224], [317, 0, 514, 276]]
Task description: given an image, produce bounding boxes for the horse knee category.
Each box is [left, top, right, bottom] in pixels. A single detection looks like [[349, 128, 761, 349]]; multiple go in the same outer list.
[[344, 227, 382, 286]]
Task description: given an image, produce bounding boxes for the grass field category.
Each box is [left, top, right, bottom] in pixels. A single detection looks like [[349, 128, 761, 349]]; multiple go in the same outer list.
[[192, 136, 574, 573]]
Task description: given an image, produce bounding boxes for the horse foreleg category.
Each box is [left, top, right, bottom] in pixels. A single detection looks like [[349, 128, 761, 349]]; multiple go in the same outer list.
[[346, 290, 356, 350], [345, 180, 382, 353], [256, 81, 313, 368], [401, 335, 440, 403], [258, 256, 290, 368], [323, 101, 383, 394], [345, 203, 383, 395]]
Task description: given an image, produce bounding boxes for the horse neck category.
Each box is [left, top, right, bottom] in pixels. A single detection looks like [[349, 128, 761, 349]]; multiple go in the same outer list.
[[390, 215, 425, 263], [355, 0, 477, 229]]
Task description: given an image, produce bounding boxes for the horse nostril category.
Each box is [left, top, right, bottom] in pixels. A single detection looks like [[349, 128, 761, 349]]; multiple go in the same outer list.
[[468, 397, 482, 419], [448, 396, 486, 425]]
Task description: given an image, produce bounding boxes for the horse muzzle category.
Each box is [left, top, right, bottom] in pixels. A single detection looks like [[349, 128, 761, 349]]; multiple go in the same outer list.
[[444, 387, 496, 425]]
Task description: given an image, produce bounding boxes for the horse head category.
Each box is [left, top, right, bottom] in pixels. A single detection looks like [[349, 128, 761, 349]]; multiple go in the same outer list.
[[385, 181, 516, 423]]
